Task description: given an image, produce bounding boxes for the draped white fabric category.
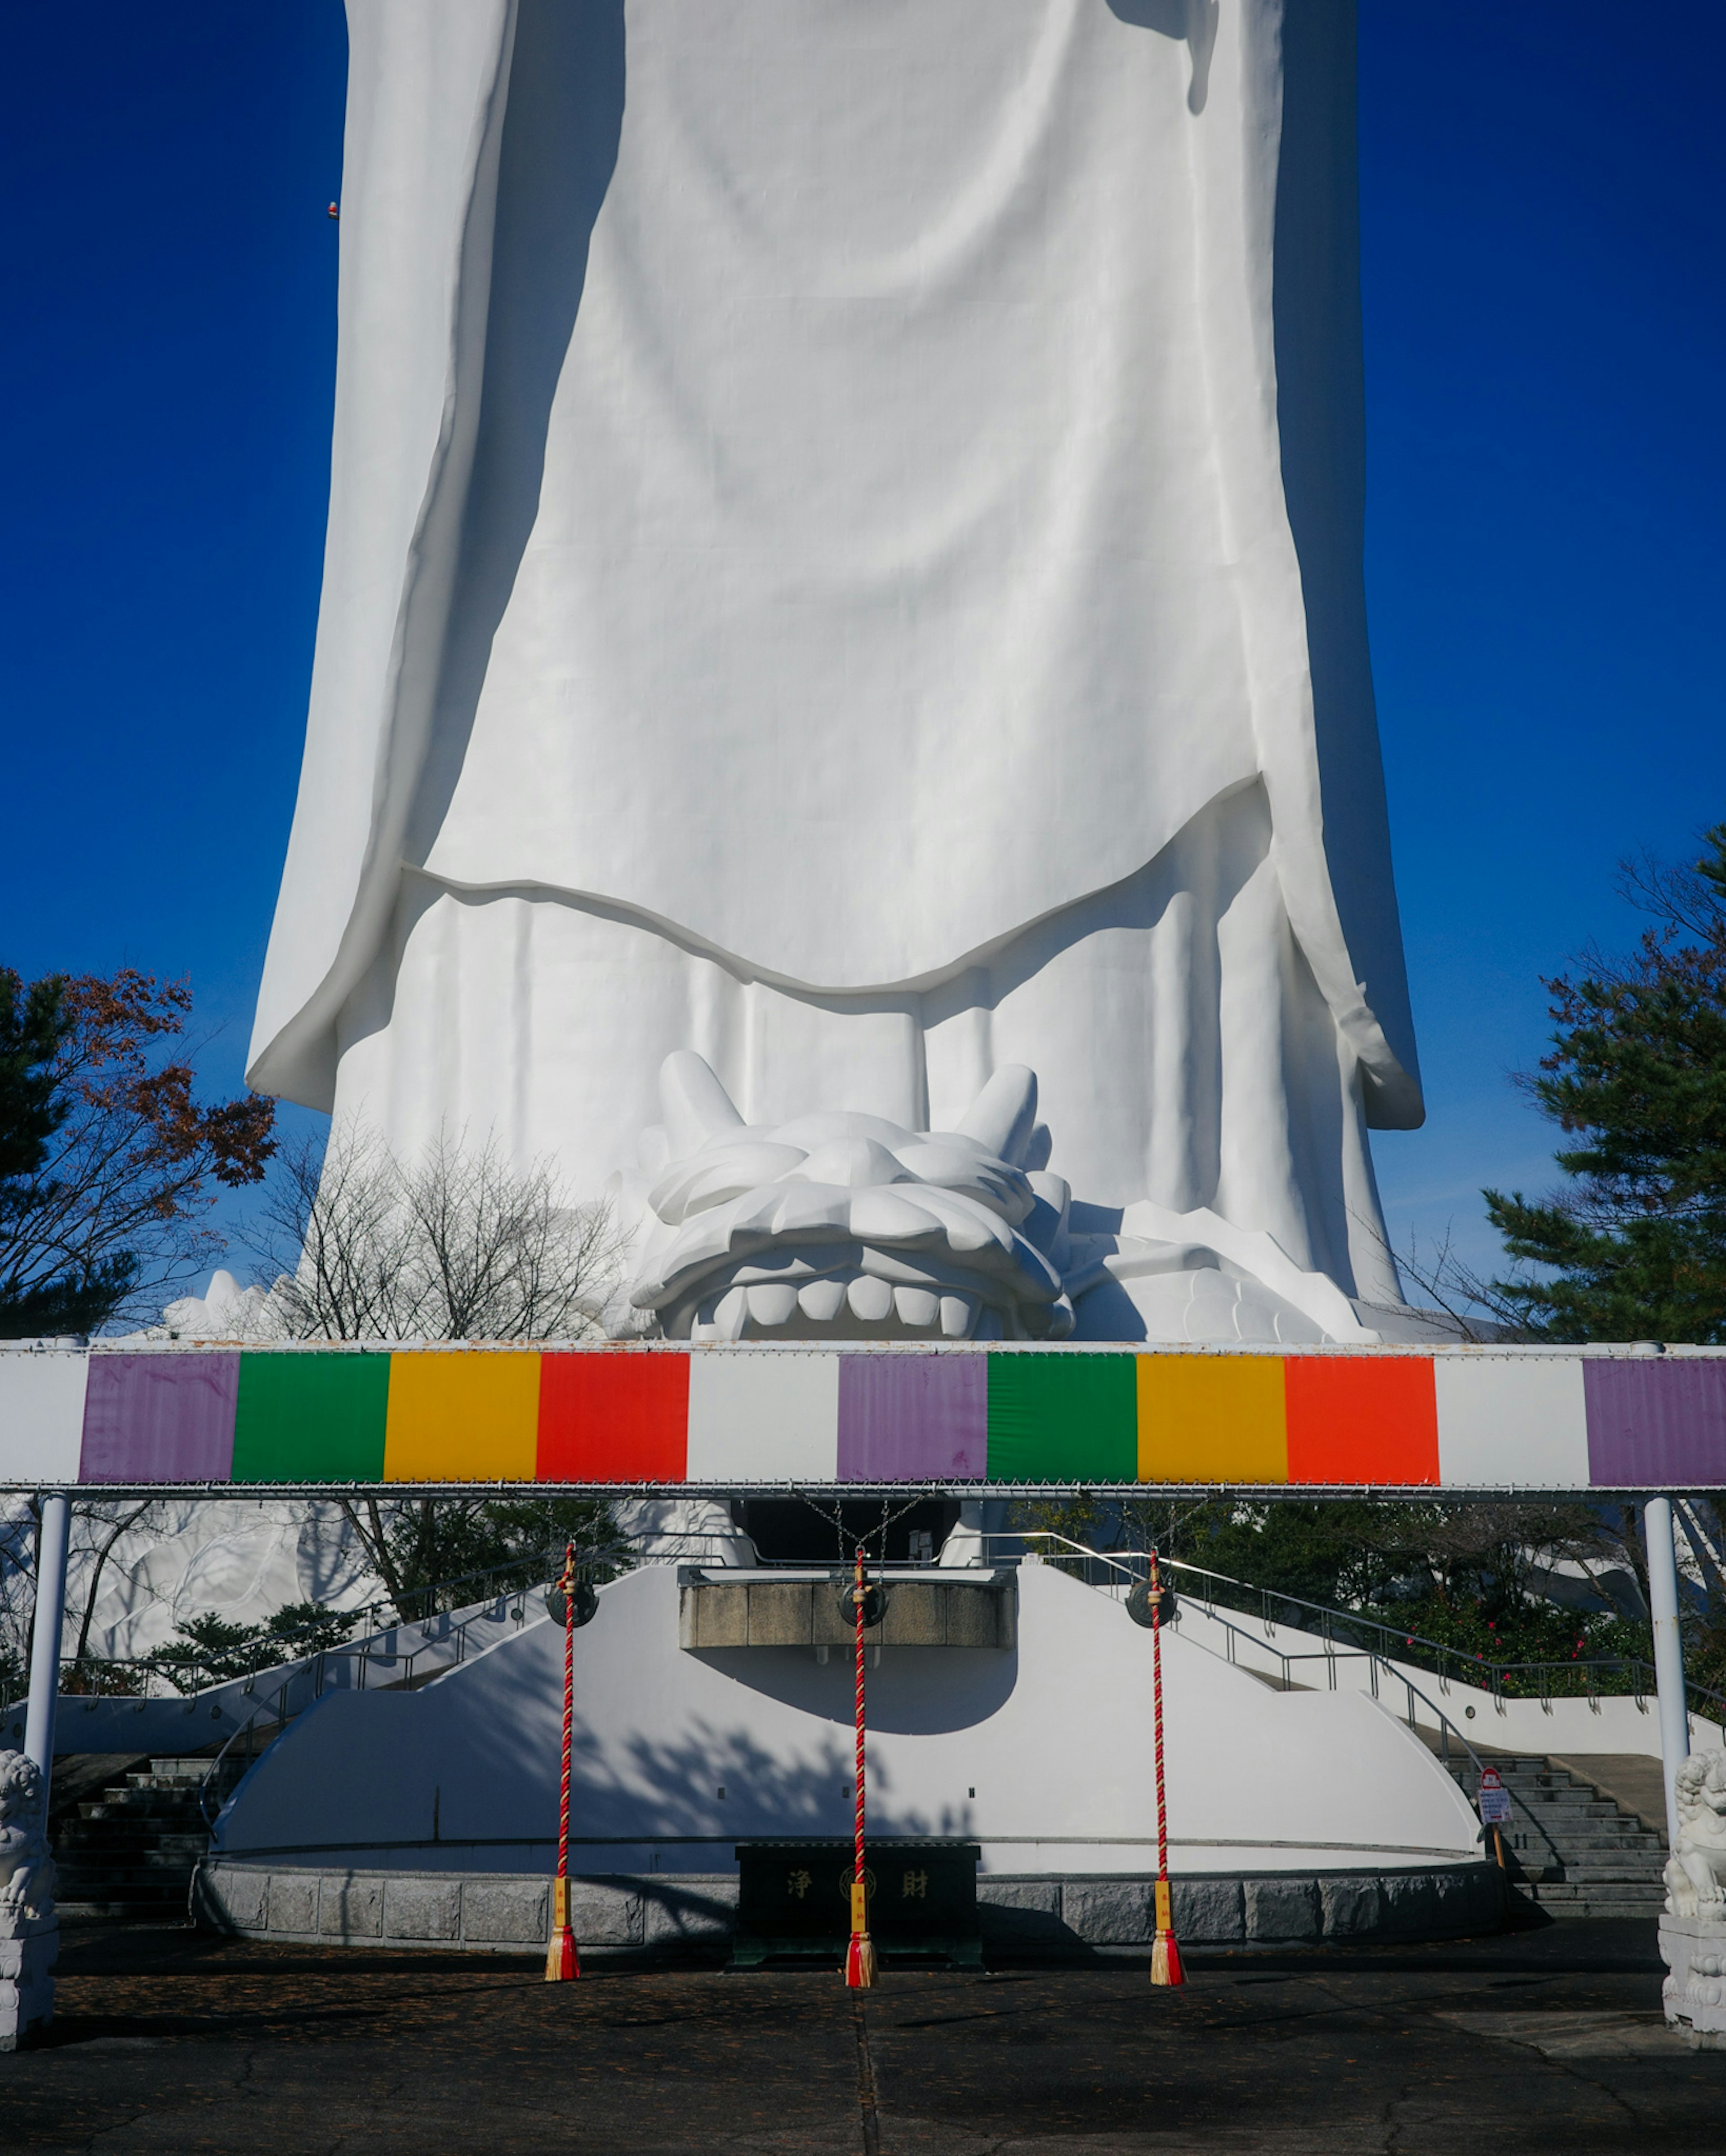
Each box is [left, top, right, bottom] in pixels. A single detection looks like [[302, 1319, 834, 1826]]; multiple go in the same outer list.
[[334, 783, 1401, 1305], [250, 0, 1420, 1331], [421, 0, 1263, 990]]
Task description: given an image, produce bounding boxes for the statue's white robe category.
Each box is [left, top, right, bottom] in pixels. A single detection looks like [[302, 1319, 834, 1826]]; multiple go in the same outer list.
[[249, 0, 1421, 1315]]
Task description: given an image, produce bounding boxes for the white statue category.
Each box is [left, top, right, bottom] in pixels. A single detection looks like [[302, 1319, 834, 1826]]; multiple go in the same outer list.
[[249, 0, 1424, 1343], [626, 1055, 1073, 1341], [159, 1269, 273, 1340], [0, 1755, 55, 1927], [1666, 1751, 1726, 1918]]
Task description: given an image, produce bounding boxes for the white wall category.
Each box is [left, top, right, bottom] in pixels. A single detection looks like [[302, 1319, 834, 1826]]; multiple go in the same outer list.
[[215, 1563, 1483, 1875], [1165, 1590, 1725, 1761]]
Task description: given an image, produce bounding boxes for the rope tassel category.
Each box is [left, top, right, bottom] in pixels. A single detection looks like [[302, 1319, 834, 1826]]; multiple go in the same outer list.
[[1148, 1548, 1185, 1988], [845, 1544, 877, 1988]]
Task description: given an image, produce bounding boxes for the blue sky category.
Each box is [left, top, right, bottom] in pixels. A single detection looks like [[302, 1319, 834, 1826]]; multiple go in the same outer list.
[[4, 4, 1723, 1298]]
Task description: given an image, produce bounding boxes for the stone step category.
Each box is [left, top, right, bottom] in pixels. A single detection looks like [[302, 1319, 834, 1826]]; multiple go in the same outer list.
[[57, 1872, 195, 1895], [1456, 1771, 1592, 1797], [59, 1824, 210, 1849], [1506, 1793, 1624, 1811], [1530, 1876, 1668, 1898], [78, 1796, 206, 1822], [60, 1827, 208, 1849], [74, 1811, 199, 1832], [1448, 1749, 1669, 1918], [57, 1899, 189, 1921], [58, 1877, 197, 1898], [54, 1752, 219, 1915], [1508, 1824, 1662, 1843], [1502, 1795, 1622, 1816], [60, 1841, 202, 1866], [1524, 1891, 1667, 1918], [58, 1847, 205, 1875], [1503, 1819, 1661, 1841], [1539, 1859, 1668, 1880], [1506, 1837, 1662, 1859]]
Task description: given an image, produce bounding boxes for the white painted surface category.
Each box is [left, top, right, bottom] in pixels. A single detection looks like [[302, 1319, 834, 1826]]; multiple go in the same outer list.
[[21, 1502, 69, 1777], [248, 0, 1420, 1340], [214, 1562, 1481, 1874], [624, 1059, 1075, 1343], [1169, 1586, 1724, 1764], [1434, 1354, 1591, 1489], [0, 1490, 378, 1676], [0, 1351, 88, 1484], [685, 1352, 840, 1483]]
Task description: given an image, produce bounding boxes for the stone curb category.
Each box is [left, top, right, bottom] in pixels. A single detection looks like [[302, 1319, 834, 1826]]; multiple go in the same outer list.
[[194, 1858, 1504, 1953]]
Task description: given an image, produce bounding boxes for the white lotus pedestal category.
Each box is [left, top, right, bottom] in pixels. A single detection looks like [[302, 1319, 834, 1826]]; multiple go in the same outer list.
[[0, 1905, 57, 2051]]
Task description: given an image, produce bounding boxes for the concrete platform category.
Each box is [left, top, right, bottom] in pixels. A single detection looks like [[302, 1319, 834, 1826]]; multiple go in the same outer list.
[[0, 1917, 1722, 2153]]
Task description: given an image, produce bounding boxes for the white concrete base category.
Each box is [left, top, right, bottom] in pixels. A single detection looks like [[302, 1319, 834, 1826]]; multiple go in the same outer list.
[[210, 1565, 1487, 1875], [1661, 1912, 1726, 2049], [0, 1915, 57, 2051], [194, 1856, 1504, 1955]]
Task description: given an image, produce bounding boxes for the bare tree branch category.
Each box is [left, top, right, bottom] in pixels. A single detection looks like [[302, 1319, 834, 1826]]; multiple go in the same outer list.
[[246, 1125, 626, 1343], [231, 1125, 630, 1615]]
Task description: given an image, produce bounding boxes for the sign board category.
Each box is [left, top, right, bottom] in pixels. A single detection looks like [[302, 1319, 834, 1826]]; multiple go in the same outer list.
[[1, 1340, 1724, 1497], [1477, 1769, 1513, 1826]]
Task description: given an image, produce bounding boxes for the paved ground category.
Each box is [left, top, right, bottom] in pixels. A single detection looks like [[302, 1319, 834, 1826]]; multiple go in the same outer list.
[[2, 1918, 1721, 2154]]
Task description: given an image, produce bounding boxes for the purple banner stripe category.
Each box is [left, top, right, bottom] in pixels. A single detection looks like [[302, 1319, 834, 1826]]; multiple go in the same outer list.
[[1584, 1359, 1726, 1486], [80, 1354, 239, 1483], [837, 1355, 987, 1481]]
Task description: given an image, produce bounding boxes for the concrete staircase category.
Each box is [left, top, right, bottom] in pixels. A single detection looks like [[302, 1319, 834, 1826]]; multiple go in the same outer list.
[[53, 1756, 242, 1921], [1446, 1754, 1668, 1920]]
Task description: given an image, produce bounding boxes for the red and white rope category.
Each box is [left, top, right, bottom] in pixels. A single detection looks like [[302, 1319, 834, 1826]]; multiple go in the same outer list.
[[1150, 1548, 1169, 1889], [854, 1544, 867, 1894], [559, 1543, 574, 1889]]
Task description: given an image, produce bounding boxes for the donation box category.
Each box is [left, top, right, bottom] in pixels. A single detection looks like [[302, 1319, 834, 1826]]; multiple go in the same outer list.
[[733, 1839, 982, 1968]]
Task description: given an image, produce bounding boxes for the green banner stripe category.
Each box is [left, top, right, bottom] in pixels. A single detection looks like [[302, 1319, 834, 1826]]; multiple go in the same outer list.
[[232, 1353, 391, 1482], [985, 1353, 1138, 1481]]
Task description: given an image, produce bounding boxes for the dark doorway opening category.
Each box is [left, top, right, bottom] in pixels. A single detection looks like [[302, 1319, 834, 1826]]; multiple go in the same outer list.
[[731, 1498, 961, 1565]]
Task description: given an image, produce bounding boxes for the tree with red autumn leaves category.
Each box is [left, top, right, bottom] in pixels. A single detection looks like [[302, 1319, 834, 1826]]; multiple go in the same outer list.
[[0, 967, 275, 1336]]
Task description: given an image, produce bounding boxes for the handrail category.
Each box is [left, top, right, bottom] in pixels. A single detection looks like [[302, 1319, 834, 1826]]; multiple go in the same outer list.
[[194, 1566, 594, 1829], [1163, 1551, 1726, 1719], [1188, 1600, 1490, 1783], [989, 1531, 1726, 1721], [2, 1538, 632, 1714], [996, 1528, 1492, 1792], [189, 1561, 643, 1828]]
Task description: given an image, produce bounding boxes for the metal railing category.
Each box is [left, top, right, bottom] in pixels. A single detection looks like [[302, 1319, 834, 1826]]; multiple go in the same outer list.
[[194, 1563, 612, 1829], [1, 1542, 630, 1714], [988, 1529, 1491, 1781], [988, 1533, 1726, 1725]]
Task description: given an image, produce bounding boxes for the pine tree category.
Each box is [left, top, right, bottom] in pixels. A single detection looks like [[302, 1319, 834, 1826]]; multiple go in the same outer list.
[[1484, 824, 1726, 1341]]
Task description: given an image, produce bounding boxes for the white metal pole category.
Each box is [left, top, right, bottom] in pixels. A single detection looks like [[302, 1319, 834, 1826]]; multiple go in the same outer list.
[[22, 1492, 71, 1779], [1643, 1493, 1689, 1851]]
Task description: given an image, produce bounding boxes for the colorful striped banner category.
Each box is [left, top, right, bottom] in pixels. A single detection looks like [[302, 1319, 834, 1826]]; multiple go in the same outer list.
[[2, 1344, 1724, 1492], [232, 1352, 390, 1483]]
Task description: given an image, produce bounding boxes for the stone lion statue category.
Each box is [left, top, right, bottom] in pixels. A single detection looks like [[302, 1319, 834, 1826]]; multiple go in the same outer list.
[[1665, 1748, 1726, 1918], [0, 1753, 55, 1925]]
